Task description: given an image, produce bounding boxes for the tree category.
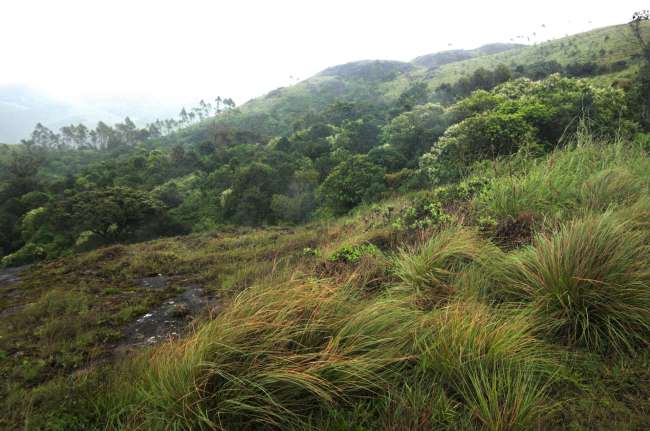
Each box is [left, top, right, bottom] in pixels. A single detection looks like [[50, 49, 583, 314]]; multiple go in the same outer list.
[[330, 117, 380, 154], [631, 10, 650, 62], [223, 98, 236, 110], [52, 187, 162, 241], [630, 10, 650, 129], [322, 101, 362, 126], [383, 103, 448, 162], [396, 81, 430, 112], [5, 145, 44, 195], [179, 108, 189, 127], [95, 121, 114, 150], [367, 145, 407, 171], [319, 155, 385, 214], [115, 117, 138, 146], [289, 123, 335, 160], [223, 162, 280, 225], [30, 123, 59, 149]]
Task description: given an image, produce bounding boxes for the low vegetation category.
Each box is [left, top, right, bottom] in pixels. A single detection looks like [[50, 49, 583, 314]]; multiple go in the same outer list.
[[2, 13, 650, 431]]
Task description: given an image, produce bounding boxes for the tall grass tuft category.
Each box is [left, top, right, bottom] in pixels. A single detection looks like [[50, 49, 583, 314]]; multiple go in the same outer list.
[[391, 226, 497, 303], [103, 278, 420, 430], [476, 139, 650, 222], [579, 167, 645, 212], [495, 212, 650, 355], [415, 301, 562, 431]]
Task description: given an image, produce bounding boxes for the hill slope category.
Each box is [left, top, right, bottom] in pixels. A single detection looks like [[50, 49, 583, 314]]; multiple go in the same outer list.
[[210, 21, 648, 138], [3, 138, 650, 429]]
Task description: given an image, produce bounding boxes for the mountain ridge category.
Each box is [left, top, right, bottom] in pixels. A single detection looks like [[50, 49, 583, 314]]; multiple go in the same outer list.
[[205, 20, 648, 138]]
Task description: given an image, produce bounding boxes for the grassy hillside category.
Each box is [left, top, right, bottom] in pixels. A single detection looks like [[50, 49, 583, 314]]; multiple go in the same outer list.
[[426, 21, 650, 89], [411, 43, 525, 69], [4, 134, 650, 429], [212, 21, 649, 138], [2, 16, 650, 429]]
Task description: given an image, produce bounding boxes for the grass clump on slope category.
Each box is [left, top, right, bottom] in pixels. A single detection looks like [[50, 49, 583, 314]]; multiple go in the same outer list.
[[493, 212, 650, 355]]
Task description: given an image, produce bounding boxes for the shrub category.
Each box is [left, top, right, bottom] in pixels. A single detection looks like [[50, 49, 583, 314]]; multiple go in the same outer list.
[[389, 191, 453, 231], [329, 243, 380, 264], [494, 213, 650, 354], [433, 176, 489, 204], [1, 242, 46, 267], [422, 111, 536, 184]]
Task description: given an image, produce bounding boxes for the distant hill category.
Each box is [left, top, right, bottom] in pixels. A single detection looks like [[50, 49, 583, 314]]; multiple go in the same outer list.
[[317, 60, 417, 80], [208, 21, 649, 138], [411, 43, 524, 69]]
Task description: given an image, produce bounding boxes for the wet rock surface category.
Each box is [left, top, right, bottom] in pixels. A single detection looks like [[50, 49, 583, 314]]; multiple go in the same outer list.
[[140, 274, 169, 289], [117, 283, 218, 354], [0, 266, 26, 289], [0, 266, 29, 317]]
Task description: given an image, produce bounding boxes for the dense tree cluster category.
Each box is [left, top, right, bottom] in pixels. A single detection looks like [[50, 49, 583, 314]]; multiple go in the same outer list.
[[434, 59, 631, 104], [1, 50, 648, 266]]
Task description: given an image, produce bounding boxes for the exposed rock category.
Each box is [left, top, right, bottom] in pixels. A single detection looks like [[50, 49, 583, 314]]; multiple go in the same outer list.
[[116, 285, 218, 354], [140, 274, 169, 289], [0, 266, 26, 289]]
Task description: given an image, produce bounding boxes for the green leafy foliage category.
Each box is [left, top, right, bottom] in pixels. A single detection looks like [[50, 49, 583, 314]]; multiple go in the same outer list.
[[328, 243, 380, 264], [52, 187, 163, 241], [390, 192, 450, 231], [382, 103, 448, 162], [319, 155, 386, 215]]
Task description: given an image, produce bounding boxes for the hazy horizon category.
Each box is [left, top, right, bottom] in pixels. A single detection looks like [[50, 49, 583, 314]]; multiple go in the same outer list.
[[1, 0, 648, 143], [4, 1, 648, 105]]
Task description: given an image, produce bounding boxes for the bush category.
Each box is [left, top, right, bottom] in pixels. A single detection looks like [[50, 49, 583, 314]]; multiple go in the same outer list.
[[329, 243, 380, 264], [424, 111, 536, 184], [1, 242, 46, 267], [494, 213, 650, 354], [433, 176, 489, 204], [390, 192, 450, 231]]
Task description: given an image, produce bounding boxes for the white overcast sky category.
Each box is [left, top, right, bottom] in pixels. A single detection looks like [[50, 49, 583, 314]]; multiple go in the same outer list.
[[1, 0, 647, 106]]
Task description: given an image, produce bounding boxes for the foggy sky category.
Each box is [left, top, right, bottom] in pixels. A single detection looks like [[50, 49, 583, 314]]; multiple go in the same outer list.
[[2, 0, 647, 107]]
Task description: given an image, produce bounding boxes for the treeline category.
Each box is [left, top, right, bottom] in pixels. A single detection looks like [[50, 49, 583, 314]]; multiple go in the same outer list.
[[24, 97, 236, 151]]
